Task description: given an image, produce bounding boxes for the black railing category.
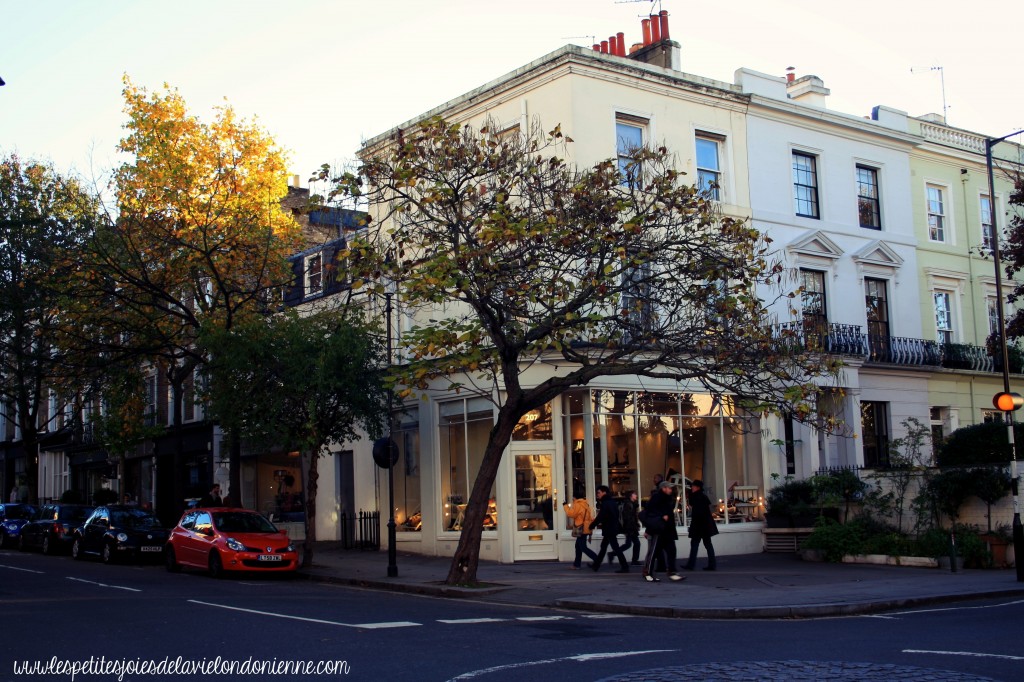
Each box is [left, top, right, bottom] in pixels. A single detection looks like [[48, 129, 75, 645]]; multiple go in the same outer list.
[[814, 464, 863, 478], [339, 510, 380, 550]]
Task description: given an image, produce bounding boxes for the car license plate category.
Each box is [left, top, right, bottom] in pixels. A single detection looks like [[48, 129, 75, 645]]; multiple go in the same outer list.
[[257, 554, 282, 562], [140, 546, 162, 552]]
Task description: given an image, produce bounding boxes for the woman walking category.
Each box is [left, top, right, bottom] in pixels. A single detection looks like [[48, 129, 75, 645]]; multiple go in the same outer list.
[[684, 479, 718, 571], [563, 490, 599, 569]]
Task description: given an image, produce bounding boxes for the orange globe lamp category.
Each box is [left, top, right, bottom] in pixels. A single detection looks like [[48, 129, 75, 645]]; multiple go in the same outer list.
[[993, 392, 1023, 412]]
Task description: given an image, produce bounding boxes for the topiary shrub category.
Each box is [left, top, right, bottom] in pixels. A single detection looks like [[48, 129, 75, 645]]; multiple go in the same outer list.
[[937, 421, 1021, 466], [801, 517, 866, 562]]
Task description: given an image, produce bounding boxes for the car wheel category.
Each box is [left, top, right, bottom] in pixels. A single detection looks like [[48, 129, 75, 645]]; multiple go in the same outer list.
[[42, 536, 52, 555], [208, 550, 224, 579], [165, 546, 181, 573], [101, 543, 115, 565], [72, 538, 84, 560]]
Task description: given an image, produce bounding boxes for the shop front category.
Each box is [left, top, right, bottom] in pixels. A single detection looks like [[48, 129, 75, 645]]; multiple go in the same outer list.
[[393, 384, 767, 563]]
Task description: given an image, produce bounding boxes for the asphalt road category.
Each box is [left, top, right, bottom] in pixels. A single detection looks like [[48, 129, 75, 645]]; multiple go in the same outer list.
[[1, 548, 1021, 681]]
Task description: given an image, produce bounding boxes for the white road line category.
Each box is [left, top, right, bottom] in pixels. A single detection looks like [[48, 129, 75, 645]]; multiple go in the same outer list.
[[66, 577, 141, 592], [0, 564, 44, 574], [581, 613, 635, 619], [876, 598, 1024, 617], [439, 618, 507, 624], [903, 649, 1024, 661], [516, 615, 572, 621], [449, 649, 675, 680], [188, 599, 420, 629]]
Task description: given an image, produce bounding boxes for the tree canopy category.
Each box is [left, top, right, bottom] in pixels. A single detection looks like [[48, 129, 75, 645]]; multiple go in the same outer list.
[[1, 154, 100, 501], [339, 117, 843, 585]]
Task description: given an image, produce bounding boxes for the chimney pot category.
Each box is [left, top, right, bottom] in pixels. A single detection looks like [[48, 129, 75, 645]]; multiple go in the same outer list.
[[593, 43, 601, 52], [600, 40, 608, 53], [659, 10, 669, 40], [616, 31, 625, 56], [650, 14, 661, 42], [641, 18, 652, 46], [608, 35, 617, 55]]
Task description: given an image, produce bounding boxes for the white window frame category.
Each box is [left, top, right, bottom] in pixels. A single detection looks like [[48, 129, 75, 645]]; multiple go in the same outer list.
[[980, 192, 997, 251], [304, 252, 323, 297], [792, 150, 820, 219], [695, 132, 725, 200], [855, 164, 882, 229], [926, 182, 951, 244], [933, 290, 955, 344], [614, 111, 650, 187]]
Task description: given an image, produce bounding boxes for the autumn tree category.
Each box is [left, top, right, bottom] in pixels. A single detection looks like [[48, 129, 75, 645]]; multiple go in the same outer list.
[[338, 118, 843, 586], [1, 154, 100, 502], [66, 78, 303, 517], [1000, 172, 1024, 340], [199, 309, 388, 566]]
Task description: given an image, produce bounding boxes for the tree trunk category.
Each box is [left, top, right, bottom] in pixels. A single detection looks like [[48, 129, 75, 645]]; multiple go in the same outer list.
[[445, 415, 518, 586], [302, 448, 320, 568]]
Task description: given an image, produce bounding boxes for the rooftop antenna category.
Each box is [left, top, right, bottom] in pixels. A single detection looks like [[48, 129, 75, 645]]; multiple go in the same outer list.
[[615, 0, 663, 12], [911, 65, 948, 124], [561, 34, 597, 46]]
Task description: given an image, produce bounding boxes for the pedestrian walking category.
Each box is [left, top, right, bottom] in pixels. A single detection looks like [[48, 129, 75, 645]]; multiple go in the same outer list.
[[684, 479, 718, 571], [563, 491, 599, 569], [642, 479, 684, 581], [200, 483, 223, 507], [620, 490, 642, 565], [591, 485, 630, 573]]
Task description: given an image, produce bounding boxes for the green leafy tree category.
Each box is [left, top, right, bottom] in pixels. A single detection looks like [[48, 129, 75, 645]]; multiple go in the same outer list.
[[998, 173, 1024, 340], [199, 309, 388, 566], [1, 154, 99, 502], [338, 117, 843, 585], [869, 417, 931, 534]]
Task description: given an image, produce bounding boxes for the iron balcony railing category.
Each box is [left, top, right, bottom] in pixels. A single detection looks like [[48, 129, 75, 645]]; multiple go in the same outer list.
[[775, 322, 1023, 373]]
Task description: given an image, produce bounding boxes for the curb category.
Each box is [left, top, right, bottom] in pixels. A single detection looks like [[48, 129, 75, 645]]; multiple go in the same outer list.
[[295, 569, 513, 599]]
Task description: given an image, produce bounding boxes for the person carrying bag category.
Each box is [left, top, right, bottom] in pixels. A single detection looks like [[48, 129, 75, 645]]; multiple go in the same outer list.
[[563, 492, 599, 569]]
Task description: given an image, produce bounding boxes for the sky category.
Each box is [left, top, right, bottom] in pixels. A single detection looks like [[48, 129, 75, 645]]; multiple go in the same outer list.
[[1, 0, 1021, 187]]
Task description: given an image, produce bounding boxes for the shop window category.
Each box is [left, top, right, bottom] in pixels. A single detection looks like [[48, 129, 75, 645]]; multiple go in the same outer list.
[[512, 402, 553, 441], [394, 410, 422, 532], [439, 397, 495, 532]]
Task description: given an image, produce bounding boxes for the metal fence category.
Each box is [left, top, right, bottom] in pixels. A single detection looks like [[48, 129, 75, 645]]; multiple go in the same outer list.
[[339, 510, 380, 550]]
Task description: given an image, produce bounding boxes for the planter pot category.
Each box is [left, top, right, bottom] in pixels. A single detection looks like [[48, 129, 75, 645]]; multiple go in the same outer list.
[[980, 534, 1011, 568], [841, 554, 939, 568], [938, 555, 965, 571]]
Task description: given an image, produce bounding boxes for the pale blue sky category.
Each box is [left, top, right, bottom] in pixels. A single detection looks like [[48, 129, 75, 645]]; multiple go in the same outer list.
[[1, 0, 1020, 185]]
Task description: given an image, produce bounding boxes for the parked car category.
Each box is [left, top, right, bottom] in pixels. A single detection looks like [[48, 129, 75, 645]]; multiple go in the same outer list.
[[165, 508, 298, 577], [0, 503, 37, 549], [72, 505, 169, 564], [19, 503, 95, 555]]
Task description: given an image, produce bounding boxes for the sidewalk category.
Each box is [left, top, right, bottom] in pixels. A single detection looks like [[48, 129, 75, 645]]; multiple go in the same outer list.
[[297, 543, 1024, 618]]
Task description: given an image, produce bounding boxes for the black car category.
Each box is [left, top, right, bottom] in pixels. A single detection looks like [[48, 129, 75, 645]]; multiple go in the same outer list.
[[72, 505, 169, 563], [0, 503, 38, 549], [18, 504, 95, 555]]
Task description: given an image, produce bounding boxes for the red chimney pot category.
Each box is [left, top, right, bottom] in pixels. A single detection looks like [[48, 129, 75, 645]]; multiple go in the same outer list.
[[650, 14, 661, 42], [641, 18, 652, 46], [616, 31, 625, 56], [659, 10, 669, 40]]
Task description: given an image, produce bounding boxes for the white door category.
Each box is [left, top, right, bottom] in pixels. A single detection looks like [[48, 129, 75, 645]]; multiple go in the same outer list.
[[512, 450, 559, 560]]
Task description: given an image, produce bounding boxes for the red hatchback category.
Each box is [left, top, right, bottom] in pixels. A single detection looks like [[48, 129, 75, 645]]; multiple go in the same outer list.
[[165, 508, 298, 577]]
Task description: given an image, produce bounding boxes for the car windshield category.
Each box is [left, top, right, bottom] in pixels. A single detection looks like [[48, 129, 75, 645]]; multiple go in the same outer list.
[[111, 511, 162, 530], [212, 512, 277, 533], [61, 507, 93, 523], [4, 505, 36, 520]]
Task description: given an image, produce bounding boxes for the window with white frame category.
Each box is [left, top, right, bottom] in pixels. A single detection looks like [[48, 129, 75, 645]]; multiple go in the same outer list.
[[615, 114, 647, 187], [695, 134, 723, 199], [980, 194, 994, 251], [987, 295, 1001, 338], [933, 290, 954, 344], [304, 252, 323, 297], [792, 151, 820, 218], [856, 165, 881, 229], [927, 184, 948, 242]]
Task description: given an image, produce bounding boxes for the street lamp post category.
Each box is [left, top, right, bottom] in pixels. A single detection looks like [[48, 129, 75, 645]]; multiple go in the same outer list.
[[384, 291, 398, 578], [985, 129, 1024, 582]]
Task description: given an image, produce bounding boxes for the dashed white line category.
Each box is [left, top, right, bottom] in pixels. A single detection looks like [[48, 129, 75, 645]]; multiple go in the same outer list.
[[439, 618, 507, 624], [66, 577, 141, 592], [0, 564, 44, 574], [903, 649, 1024, 661], [188, 599, 420, 629]]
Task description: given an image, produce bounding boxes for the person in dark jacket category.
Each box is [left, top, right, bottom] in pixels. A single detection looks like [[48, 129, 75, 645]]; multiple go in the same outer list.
[[621, 490, 642, 565], [642, 479, 684, 581], [684, 479, 718, 570], [591, 485, 629, 573]]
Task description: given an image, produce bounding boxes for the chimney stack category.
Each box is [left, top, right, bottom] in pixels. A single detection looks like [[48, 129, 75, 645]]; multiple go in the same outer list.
[[650, 14, 661, 42]]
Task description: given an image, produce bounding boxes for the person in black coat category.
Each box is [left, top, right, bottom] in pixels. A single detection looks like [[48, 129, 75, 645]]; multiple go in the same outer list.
[[591, 485, 629, 573], [620, 490, 642, 565], [684, 479, 718, 570], [648, 478, 683, 581]]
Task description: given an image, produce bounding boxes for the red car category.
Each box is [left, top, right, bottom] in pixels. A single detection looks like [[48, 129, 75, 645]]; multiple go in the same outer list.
[[164, 508, 298, 577]]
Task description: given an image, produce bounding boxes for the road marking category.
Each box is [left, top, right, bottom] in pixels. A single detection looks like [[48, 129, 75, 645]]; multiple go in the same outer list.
[[439, 618, 507, 624], [449, 649, 674, 680], [581, 613, 635, 619], [188, 599, 420, 629], [0, 564, 44, 574], [66, 577, 141, 592], [516, 615, 572, 621], [904, 649, 1024, 661], [876, 598, 1024, 617]]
